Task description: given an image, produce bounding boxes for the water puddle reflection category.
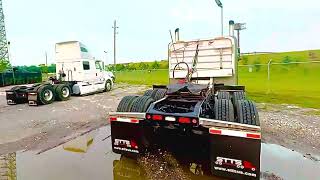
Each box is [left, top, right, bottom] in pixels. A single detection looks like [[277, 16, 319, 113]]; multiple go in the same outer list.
[[0, 126, 318, 180]]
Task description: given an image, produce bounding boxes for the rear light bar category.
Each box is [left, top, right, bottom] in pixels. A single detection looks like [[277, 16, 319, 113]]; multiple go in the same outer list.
[[209, 128, 261, 140], [146, 114, 198, 125], [109, 116, 139, 124]]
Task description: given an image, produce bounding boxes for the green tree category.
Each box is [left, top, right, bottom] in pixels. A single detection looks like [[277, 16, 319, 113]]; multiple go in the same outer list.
[[39, 64, 49, 74], [26, 65, 41, 72], [151, 61, 160, 69], [115, 64, 125, 71], [48, 64, 56, 73], [138, 62, 148, 70], [0, 59, 10, 72]]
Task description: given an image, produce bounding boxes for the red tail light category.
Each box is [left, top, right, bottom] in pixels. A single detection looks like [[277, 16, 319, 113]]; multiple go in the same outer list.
[[110, 117, 117, 121], [246, 133, 261, 139], [152, 115, 163, 121], [178, 117, 191, 123]]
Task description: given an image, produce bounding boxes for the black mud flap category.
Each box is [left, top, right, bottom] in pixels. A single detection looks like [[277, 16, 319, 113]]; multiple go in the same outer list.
[[5, 90, 28, 105], [111, 121, 145, 157], [210, 135, 261, 180]]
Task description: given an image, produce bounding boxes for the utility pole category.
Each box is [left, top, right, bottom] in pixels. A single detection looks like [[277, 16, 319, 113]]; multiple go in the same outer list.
[[112, 20, 119, 69], [45, 51, 48, 66]]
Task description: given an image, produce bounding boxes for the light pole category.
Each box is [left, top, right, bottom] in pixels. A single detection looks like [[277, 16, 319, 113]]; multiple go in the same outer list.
[[234, 23, 246, 54], [215, 0, 223, 36]]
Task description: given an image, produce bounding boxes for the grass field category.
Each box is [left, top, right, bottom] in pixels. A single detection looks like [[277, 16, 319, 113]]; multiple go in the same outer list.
[[115, 53, 320, 109]]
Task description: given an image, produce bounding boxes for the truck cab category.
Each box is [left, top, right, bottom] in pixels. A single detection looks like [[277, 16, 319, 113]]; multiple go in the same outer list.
[[55, 41, 114, 95]]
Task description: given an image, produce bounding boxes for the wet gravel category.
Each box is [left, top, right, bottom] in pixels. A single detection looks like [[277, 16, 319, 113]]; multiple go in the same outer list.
[[258, 103, 320, 157], [138, 150, 190, 180]]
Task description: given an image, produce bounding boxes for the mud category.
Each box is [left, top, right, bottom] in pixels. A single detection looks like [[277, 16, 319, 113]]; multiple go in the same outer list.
[[0, 126, 318, 180]]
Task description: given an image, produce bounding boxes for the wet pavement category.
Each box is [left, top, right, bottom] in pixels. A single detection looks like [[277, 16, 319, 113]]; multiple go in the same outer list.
[[0, 126, 319, 180]]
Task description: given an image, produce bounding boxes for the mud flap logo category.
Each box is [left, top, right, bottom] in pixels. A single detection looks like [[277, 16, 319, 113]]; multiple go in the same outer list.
[[214, 157, 257, 177], [113, 139, 139, 153]]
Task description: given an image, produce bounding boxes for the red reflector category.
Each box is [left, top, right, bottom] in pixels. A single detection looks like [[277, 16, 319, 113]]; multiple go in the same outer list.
[[246, 133, 261, 139], [131, 119, 139, 123], [152, 115, 163, 121], [191, 119, 198, 124], [178, 117, 191, 124], [146, 114, 152, 119], [110, 117, 117, 121], [209, 129, 222, 135]]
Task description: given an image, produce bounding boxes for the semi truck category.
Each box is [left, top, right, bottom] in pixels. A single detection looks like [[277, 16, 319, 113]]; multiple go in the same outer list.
[[6, 41, 114, 106], [109, 22, 261, 179]]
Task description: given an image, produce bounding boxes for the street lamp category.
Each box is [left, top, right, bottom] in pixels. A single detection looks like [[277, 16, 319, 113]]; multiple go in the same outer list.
[[214, 0, 223, 36], [234, 23, 246, 54]]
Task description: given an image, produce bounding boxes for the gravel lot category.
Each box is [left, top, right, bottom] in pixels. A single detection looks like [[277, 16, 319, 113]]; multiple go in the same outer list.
[[258, 103, 320, 157], [0, 84, 319, 159], [0, 84, 148, 155]]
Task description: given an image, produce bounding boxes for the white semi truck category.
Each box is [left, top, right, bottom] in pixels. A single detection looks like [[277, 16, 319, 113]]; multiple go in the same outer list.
[[6, 41, 114, 106]]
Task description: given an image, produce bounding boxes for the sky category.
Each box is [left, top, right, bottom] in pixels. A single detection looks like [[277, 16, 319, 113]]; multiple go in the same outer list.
[[3, 0, 320, 65]]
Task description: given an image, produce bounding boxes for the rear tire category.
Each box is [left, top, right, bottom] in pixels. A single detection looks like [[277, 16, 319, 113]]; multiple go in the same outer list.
[[143, 89, 158, 99], [55, 84, 71, 101], [38, 85, 55, 105], [233, 91, 246, 102], [153, 89, 167, 101], [214, 99, 235, 122], [235, 100, 259, 125], [117, 96, 139, 112], [217, 91, 231, 100], [130, 96, 155, 112]]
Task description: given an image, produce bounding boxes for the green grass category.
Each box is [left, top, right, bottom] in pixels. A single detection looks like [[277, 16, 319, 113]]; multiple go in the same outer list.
[[115, 69, 169, 85], [115, 62, 320, 109], [241, 49, 320, 64]]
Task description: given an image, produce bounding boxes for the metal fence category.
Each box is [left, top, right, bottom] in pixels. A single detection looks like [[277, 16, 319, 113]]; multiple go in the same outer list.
[[0, 72, 42, 87]]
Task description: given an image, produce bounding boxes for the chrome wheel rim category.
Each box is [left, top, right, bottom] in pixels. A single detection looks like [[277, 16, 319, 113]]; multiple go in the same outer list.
[[43, 89, 53, 101], [61, 87, 70, 98]]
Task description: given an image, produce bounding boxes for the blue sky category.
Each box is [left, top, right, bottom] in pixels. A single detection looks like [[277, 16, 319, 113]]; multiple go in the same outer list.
[[3, 0, 320, 65]]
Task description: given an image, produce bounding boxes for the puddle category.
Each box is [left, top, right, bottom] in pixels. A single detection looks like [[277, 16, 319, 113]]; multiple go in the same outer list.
[[261, 144, 320, 180], [0, 126, 319, 180]]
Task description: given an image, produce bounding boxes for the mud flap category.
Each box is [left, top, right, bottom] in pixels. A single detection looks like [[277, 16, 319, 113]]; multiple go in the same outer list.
[[210, 135, 261, 180], [6, 90, 28, 105], [111, 121, 145, 157]]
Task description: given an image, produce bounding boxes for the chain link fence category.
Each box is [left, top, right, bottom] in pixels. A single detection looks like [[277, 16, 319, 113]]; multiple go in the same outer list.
[[238, 61, 320, 94], [114, 61, 320, 106]]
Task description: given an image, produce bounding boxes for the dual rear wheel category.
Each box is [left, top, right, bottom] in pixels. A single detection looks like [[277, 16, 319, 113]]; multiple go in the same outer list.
[[214, 91, 259, 126], [37, 84, 71, 105]]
